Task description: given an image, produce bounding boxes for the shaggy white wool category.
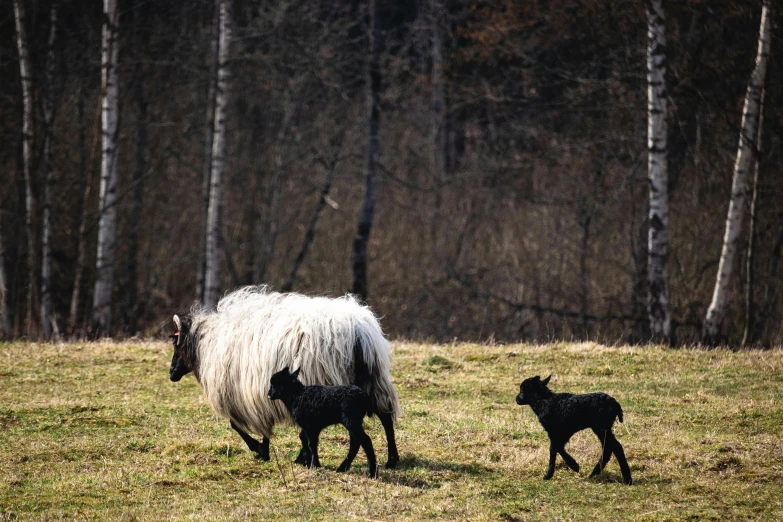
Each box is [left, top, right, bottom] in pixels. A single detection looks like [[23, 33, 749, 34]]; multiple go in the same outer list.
[[188, 286, 399, 437]]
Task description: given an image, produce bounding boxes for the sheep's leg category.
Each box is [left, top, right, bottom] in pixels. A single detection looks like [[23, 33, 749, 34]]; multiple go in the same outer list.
[[337, 431, 361, 473], [543, 441, 558, 480], [378, 411, 399, 469], [558, 446, 580, 473], [294, 430, 311, 466], [230, 421, 270, 461], [609, 433, 633, 485], [304, 429, 322, 469], [589, 428, 614, 478]]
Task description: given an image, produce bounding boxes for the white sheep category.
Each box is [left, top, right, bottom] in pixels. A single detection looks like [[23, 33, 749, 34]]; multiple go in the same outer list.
[[168, 286, 400, 468]]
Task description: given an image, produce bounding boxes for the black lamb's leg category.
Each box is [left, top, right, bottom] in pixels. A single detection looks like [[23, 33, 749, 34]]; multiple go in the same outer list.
[[294, 430, 311, 466], [230, 421, 270, 461], [609, 433, 633, 485], [337, 431, 361, 473], [357, 427, 377, 478], [305, 429, 321, 469], [558, 445, 580, 473], [543, 440, 558, 480], [378, 411, 399, 469], [590, 428, 613, 477]]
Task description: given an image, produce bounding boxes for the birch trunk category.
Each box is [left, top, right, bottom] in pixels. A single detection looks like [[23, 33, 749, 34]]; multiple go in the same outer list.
[[0, 228, 10, 338], [41, 4, 59, 340], [704, 2, 772, 343], [646, 0, 671, 344], [14, 0, 36, 338], [742, 89, 765, 346], [203, 0, 232, 309], [91, 0, 120, 336], [198, 1, 220, 303], [351, 0, 383, 301]]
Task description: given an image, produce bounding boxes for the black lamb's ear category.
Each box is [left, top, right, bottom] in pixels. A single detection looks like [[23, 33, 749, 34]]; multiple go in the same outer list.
[[291, 368, 301, 380], [533, 375, 541, 381], [541, 375, 551, 386]]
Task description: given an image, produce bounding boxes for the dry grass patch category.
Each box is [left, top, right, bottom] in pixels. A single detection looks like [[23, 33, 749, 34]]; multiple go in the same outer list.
[[1, 341, 782, 520]]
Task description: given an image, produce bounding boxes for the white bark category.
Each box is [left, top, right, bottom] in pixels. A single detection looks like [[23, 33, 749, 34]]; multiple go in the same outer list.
[[41, 4, 59, 340], [91, 0, 120, 335], [704, 1, 772, 342], [204, 0, 232, 309], [14, 0, 35, 337], [646, 0, 670, 343]]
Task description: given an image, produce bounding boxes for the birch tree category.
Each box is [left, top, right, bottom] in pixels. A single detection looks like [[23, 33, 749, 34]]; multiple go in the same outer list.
[[704, 1, 772, 343], [203, 0, 232, 309], [13, 0, 36, 337], [351, 0, 383, 301], [41, 4, 59, 340], [646, 0, 671, 344], [91, 0, 120, 335], [198, 2, 220, 303]]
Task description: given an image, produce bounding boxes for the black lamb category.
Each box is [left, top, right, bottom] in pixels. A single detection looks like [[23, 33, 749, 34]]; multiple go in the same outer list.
[[268, 367, 377, 478], [515, 375, 632, 485]]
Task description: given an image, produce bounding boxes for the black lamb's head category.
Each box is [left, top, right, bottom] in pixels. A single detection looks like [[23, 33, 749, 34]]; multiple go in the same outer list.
[[516, 375, 551, 405], [169, 314, 194, 382], [268, 367, 302, 400]]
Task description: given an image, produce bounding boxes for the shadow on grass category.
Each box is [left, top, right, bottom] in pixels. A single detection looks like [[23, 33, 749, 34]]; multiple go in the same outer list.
[[588, 471, 671, 486], [395, 454, 490, 475]]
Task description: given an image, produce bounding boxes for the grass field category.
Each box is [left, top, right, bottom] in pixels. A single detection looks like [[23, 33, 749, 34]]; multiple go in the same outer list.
[[1, 341, 782, 521]]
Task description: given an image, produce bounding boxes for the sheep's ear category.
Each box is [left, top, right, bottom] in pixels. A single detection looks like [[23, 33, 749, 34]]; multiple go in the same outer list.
[[533, 375, 541, 381], [291, 368, 301, 379], [173, 315, 182, 332], [541, 375, 551, 386]]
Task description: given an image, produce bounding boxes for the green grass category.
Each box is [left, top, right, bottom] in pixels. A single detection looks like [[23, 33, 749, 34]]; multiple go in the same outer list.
[[1, 341, 782, 521]]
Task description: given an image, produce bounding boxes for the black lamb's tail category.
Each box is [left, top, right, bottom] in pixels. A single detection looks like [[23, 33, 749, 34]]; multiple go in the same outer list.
[[615, 400, 624, 423]]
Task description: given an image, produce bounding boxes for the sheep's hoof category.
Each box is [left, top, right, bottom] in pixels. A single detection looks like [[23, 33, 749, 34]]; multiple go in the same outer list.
[[624, 477, 633, 486], [368, 468, 378, 479], [336, 463, 350, 473], [385, 456, 399, 469], [254, 451, 270, 461], [543, 473, 553, 480], [572, 463, 580, 473]]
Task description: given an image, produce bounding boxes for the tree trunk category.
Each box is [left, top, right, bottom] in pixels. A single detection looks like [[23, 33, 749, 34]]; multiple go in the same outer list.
[[198, 1, 220, 303], [68, 85, 94, 336], [124, 2, 147, 334], [742, 89, 765, 346], [204, 0, 232, 309], [429, 0, 445, 177], [0, 228, 10, 339], [41, 4, 59, 340], [91, 0, 120, 336], [704, 2, 772, 344], [646, 0, 671, 344], [281, 131, 344, 292], [351, 0, 383, 301], [13, 0, 36, 338], [757, 211, 783, 343]]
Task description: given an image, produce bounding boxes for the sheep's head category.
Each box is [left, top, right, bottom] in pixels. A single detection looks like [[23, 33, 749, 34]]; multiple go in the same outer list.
[[516, 375, 551, 405], [169, 314, 195, 382], [268, 367, 301, 400]]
